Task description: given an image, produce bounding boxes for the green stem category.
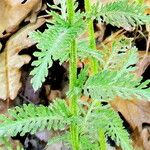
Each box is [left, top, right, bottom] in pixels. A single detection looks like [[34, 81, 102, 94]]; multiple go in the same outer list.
[[84, 0, 106, 149], [69, 40, 78, 114], [98, 129, 107, 150], [67, 0, 79, 150], [85, 0, 99, 74], [67, 0, 74, 24]]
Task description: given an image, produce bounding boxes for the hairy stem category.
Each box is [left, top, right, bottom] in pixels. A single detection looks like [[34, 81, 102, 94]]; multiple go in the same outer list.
[[85, 0, 106, 149], [85, 0, 99, 74], [67, 0, 79, 150]]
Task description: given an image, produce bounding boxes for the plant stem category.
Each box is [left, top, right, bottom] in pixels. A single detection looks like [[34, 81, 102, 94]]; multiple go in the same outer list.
[[98, 129, 107, 150], [84, 0, 106, 149], [85, 0, 99, 74], [67, 0, 79, 150]]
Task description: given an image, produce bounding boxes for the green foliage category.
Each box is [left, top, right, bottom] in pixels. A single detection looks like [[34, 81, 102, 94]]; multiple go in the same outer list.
[[93, 0, 150, 28], [0, 99, 71, 137], [94, 106, 132, 150], [0, 99, 132, 150], [48, 132, 70, 145], [84, 37, 150, 101], [78, 101, 132, 150], [84, 70, 150, 101], [46, 100, 133, 150], [1, 1, 150, 150], [30, 0, 150, 90], [77, 41, 103, 62], [79, 135, 100, 150], [30, 12, 85, 90]]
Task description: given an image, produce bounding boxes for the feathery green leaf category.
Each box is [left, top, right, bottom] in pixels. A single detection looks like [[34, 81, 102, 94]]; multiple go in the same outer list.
[[93, 0, 150, 28], [94, 106, 133, 150], [84, 70, 150, 101], [77, 41, 103, 62], [30, 14, 85, 90], [79, 101, 132, 150], [0, 99, 71, 137]]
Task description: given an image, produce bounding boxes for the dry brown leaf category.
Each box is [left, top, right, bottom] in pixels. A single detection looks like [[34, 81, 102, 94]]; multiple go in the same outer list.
[[131, 127, 143, 150], [0, 0, 43, 38], [132, 123, 150, 150], [136, 52, 150, 77], [0, 18, 45, 100], [110, 97, 150, 132], [110, 97, 150, 149], [141, 127, 150, 150]]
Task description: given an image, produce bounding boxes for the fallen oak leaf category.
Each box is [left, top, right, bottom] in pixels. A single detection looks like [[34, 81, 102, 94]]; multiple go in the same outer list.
[[129, 123, 150, 150], [0, 18, 45, 100], [0, 0, 43, 38], [110, 97, 150, 132], [131, 127, 143, 150], [110, 97, 150, 149]]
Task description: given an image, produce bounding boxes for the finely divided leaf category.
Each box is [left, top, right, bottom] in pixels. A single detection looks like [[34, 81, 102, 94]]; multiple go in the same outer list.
[[80, 102, 132, 150], [30, 18, 85, 90], [0, 99, 71, 137], [84, 70, 150, 101], [97, 108, 133, 150], [95, 0, 150, 28], [77, 41, 103, 62]]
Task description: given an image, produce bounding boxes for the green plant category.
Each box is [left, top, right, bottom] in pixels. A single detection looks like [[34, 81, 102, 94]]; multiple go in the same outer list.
[[0, 0, 150, 150]]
